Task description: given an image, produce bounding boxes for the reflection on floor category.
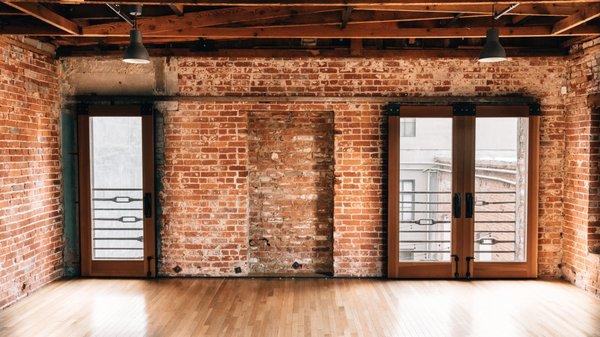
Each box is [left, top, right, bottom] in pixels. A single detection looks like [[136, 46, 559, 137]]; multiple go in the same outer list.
[[1, 278, 599, 337]]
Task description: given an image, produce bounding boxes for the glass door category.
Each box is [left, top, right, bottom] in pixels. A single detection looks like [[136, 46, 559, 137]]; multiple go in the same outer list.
[[388, 104, 539, 279], [388, 107, 466, 278], [78, 105, 155, 277], [464, 115, 539, 278]]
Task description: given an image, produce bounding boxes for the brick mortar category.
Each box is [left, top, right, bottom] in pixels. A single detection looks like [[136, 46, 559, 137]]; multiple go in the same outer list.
[[562, 37, 600, 296], [62, 56, 567, 280], [0, 38, 63, 309]]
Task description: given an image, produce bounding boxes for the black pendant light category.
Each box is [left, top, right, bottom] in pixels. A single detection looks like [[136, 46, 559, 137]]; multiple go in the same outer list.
[[478, 4, 509, 63], [478, 27, 507, 63], [123, 6, 150, 64]]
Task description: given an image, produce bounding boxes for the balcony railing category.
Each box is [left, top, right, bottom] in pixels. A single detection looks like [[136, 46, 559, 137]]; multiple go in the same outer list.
[[92, 188, 144, 260], [399, 190, 521, 261]]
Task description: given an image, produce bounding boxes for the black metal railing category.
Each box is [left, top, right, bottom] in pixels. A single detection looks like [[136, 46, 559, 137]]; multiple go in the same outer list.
[[399, 190, 520, 259], [92, 188, 144, 257]]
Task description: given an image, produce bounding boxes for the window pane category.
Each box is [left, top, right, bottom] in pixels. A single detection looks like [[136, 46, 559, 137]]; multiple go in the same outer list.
[[399, 118, 452, 262], [474, 118, 528, 262], [401, 180, 415, 221], [401, 118, 416, 137]]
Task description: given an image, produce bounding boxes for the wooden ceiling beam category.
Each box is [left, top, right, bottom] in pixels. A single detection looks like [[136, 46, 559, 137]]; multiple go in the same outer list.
[[511, 15, 530, 25], [168, 4, 184, 16], [82, 6, 342, 35], [2, 1, 80, 34], [56, 46, 568, 59], [9, 1, 600, 6], [153, 24, 600, 38], [226, 11, 487, 28], [0, 18, 65, 34], [341, 6, 352, 29], [350, 38, 363, 56], [354, 3, 578, 16], [52, 23, 600, 38], [552, 4, 600, 34], [56, 36, 203, 46]]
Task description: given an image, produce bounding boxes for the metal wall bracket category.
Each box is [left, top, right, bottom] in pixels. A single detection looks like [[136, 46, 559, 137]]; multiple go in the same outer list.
[[385, 102, 400, 116], [141, 103, 154, 116], [528, 102, 541, 116], [76, 103, 89, 116], [452, 102, 476, 116]]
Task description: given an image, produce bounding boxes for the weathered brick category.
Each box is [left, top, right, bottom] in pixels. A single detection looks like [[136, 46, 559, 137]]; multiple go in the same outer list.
[[561, 38, 600, 296], [0, 37, 62, 309]]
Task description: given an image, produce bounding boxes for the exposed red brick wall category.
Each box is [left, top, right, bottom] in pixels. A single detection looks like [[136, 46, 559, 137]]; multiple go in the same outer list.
[[60, 55, 568, 280], [0, 37, 62, 308], [332, 102, 386, 276], [160, 103, 248, 276], [174, 57, 566, 277], [248, 110, 334, 275], [562, 38, 600, 296]]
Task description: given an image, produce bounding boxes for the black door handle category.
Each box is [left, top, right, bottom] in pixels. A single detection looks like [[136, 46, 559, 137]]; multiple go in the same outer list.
[[451, 254, 460, 278], [452, 193, 461, 218], [465, 256, 473, 279], [465, 193, 474, 219], [143, 192, 152, 218]]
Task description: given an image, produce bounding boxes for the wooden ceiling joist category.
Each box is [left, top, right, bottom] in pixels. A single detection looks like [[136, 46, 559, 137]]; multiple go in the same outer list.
[[56, 45, 567, 59], [2, 1, 80, 34], [2, 0, 598, 53], [224, 10, 488, 28], [9, 22, 599, 39], [354, 3, 578, 16], [552, 4, 600, 34], [8, 0, 600, 5], [82, 6, 341, 35], [74, 23, 600, 39], [168, 4, 184, 16]]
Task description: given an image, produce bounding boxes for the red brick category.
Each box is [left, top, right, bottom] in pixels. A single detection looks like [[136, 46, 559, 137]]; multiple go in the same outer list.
[[0, 37, 62, 309]]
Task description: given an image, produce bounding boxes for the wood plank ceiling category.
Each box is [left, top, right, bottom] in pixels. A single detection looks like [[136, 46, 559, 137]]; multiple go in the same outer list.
[[1, 1, 599, 57]]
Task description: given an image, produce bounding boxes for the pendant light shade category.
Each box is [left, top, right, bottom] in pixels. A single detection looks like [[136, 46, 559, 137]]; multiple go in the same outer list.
[[478, 28, 507, 63], [123, 28, 150, 64]]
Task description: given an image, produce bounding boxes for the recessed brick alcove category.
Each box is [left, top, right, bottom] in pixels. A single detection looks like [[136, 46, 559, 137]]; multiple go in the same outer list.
[[248, 110, 334, 275]]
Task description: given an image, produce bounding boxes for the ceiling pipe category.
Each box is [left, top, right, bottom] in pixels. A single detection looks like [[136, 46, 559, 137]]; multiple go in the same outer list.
[[494, 3, 520, 20], [106, 4, 133, 26]]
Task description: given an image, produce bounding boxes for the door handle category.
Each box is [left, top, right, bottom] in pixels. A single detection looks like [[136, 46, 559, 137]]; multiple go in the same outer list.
[[451, 254, 460, 278], [465, 256, 474, 279], [465, 193, 474, 219], [146, 256, 154, 278], [452, 193, 461, 218], [143, 192, 152, 218]]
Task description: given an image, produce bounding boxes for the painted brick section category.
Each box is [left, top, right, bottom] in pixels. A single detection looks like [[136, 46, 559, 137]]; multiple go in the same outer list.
[[177, 57, 566, 277], [248, 110, 334, 275], [0, 37, 62, 308], [160, 103, 248, 276], [562, 38, 600, 296]]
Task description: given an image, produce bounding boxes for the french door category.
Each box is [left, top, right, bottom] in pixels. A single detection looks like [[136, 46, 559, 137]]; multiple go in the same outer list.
[[78, 105, 156, 277], [388, 104, 539, 279]]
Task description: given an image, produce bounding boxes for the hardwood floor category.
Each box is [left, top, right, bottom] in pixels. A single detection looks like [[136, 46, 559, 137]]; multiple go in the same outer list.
[[1, 278, 599, 337]]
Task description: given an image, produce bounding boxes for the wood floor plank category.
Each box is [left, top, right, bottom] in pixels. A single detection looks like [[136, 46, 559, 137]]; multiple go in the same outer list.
[[0, 278, 599, 337]]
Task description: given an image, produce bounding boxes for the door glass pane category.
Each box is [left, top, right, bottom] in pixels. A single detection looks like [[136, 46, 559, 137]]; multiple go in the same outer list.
[[90, 117, 144, 260], [399, 118, 452, 262], [474, 118, 528, 262]]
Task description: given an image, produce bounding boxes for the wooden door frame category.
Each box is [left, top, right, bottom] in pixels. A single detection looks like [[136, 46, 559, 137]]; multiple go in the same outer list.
[[387, 103, 540, 279], [467, 108, 539, 279], [388, 106, 461, 278], [77, 104, 156, 278]]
